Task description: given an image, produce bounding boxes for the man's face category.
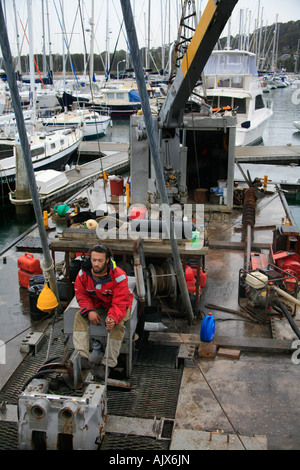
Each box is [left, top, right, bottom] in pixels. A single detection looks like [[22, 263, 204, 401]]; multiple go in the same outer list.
[[91, 251, 109, 275]]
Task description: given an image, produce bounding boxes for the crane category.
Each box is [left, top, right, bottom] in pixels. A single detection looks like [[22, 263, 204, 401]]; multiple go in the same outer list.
[[159, 0, 238, 128]]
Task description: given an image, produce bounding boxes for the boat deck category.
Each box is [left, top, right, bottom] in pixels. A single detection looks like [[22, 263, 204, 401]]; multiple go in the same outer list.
[[0, 164, 300, 451]]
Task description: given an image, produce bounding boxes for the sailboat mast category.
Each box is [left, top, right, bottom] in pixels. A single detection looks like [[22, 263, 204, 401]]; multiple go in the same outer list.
[[272, 14, 278, 72], [61, 0, 66, 90], [89, 0, 95, 84], [161, 0, 165, 72], [27, 0, 36, 122], [227, 17, 231, 49], [105, 0, 110, 77], [42, 0, 47, 75], [13, 0, 22, 74], [257, 7, 263, 69], [148, 0, 151, 70], [246, 10, 251, 52], [46, 0, 53, 72]]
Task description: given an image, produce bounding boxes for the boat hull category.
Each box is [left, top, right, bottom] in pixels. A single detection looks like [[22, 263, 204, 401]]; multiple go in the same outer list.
[[44, 120, 110, 139], [87, 103, 142, 118], [0, 130, 82, 192], [236, 111, 272, 146], [42, 112, 111, 139]]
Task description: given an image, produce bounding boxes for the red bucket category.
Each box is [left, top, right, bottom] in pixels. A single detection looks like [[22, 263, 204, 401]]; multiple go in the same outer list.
[[109, 177, 124, 196]]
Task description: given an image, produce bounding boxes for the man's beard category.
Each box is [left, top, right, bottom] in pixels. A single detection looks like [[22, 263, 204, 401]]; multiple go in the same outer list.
[[92, 264, 107, 275]]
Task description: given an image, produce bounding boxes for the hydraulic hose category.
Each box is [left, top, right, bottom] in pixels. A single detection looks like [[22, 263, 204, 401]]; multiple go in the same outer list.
[[274, 299, 300, 340], [272, 286, 300, 308], [21, 369, 68, 392]]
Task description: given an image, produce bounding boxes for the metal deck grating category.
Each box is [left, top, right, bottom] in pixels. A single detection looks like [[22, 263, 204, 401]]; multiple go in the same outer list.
[[100, 433, 170, 451], [108, 363, 182, 419], [0, 319, 66, 405], [0, 422, 18, 450], [0, 319, 183, 450]]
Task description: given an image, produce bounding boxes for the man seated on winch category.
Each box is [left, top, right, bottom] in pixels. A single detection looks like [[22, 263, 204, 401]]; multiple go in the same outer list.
[[73, 244, 133, 381]]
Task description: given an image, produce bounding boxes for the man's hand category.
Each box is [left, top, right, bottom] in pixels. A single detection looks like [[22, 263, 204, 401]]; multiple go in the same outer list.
[[105, 316, 115, 331], [88, 310, 101, 325]]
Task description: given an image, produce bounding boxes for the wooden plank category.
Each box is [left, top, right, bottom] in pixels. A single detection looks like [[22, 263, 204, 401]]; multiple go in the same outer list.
[[214, 335, 296, 353], [209, 240, 270, 250], [218, 347, 241, 359], [148, 332, 200, 345], [198, 342, 217, 358], [51, 235, 209, 256]]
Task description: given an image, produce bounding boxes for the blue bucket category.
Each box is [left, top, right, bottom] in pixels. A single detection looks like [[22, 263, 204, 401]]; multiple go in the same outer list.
[[200, 312, 215, 342]]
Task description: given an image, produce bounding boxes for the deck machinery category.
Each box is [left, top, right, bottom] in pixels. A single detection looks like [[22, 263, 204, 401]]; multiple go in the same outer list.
[[17, 0, 239, 450]]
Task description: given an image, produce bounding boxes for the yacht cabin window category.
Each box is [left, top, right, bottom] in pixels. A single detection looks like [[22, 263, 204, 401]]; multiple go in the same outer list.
[[204, 52, 257, 76], [31, 147, 44, 157], [217, 76, 244, 88], [255, 95, 265, 110], [208, 96, 247, 114], [233, 98, 246, 114]]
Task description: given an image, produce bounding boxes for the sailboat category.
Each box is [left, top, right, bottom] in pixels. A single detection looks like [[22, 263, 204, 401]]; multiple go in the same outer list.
[[0, 0, 83, 192], [0, 126, 82, 190], [41, 108, 112, 140], [203, 49, 273, 146]]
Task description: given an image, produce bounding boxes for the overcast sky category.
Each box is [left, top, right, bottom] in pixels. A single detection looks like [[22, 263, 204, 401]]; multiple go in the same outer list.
[[2, 0, 300, 58]]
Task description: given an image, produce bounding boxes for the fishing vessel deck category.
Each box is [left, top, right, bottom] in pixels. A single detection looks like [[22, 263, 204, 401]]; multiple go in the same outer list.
[[0, 167, 299, 451]]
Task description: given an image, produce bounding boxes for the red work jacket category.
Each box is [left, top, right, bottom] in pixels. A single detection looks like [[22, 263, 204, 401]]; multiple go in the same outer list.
[[74, 258, 133, 325]]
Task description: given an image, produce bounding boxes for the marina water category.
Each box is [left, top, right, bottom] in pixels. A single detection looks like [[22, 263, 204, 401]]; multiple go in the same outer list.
[[1, 84, 300, 252]]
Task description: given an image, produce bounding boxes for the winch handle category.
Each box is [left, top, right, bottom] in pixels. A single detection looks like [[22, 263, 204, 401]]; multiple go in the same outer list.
[[105, 332, 110, 388]]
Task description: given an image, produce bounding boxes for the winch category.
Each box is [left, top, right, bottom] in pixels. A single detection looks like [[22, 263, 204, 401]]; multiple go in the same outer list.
[[18, 378, 106, 450]]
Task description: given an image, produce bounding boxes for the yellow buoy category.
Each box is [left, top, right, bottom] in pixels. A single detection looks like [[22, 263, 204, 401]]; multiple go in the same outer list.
[[37, 284, 58, 312]]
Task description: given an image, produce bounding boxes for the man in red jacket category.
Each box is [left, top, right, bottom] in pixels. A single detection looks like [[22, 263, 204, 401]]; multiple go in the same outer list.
[[73, 244, 133, 380]]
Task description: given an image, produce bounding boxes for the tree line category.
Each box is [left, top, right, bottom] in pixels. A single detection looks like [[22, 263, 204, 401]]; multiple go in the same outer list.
[[15, 20, 300, 75]]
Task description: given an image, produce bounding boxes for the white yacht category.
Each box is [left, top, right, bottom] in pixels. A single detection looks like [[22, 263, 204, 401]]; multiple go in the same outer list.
[[41, 108, 112, 140], [203, 50, 273, 146], [89, 79, 154, 118], [0, 126, 82, 190]]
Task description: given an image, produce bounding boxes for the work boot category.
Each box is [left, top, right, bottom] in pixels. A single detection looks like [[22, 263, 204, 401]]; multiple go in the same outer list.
[[92, 364, 110, 381], [67, 352, 91, 389]]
